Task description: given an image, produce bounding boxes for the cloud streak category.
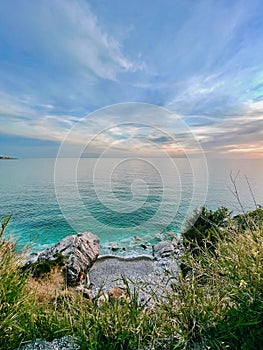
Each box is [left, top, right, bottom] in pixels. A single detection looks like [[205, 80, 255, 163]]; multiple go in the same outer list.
[[0, 0, 263, 157]]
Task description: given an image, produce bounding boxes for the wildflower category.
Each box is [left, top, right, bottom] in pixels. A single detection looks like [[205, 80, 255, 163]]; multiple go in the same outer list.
[[239, 279, 247, 288]]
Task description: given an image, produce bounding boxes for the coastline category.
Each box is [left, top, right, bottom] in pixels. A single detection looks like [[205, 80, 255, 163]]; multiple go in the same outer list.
[[0, 155, 17, 160], [24, 232, 181, 301], [3, 207, 263, 349]]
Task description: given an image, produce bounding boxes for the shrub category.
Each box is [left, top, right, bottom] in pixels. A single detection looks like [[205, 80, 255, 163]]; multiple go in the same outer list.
[[234, 208, 263, 230], [26, 253, 65, 279], [0, 217, 29, 348], [0, 217, 71, 349], [160, 210, 263, 349], [181, 206, 232, 257]]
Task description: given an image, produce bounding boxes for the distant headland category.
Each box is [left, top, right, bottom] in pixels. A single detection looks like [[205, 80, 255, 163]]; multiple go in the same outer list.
[[0, 155, 17, 160]]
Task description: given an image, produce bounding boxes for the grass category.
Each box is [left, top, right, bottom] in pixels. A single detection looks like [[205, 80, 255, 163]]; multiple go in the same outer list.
[[0, 209, 263, 349]]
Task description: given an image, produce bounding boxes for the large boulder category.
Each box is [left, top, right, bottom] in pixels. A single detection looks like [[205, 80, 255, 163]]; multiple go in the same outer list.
[[27, 232, 100, 286]]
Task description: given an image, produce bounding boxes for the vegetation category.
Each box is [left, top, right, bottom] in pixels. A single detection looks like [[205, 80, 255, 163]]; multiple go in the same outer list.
[[0, 214, 11, 238], [182, 206, 232, 255], [23, 252, 65, 278], [164, 206, 263, 349], [234, 208, 263, 230], [0, 208, 263, 349]]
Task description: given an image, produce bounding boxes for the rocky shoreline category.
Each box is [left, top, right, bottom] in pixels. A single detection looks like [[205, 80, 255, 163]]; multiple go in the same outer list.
[[0, 155, 17, 159], [24, 231, 182, 297], [19, 232, 182, 350]]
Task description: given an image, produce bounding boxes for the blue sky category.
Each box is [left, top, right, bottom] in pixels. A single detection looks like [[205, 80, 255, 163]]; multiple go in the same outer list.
[[1, 0, 263, 158]]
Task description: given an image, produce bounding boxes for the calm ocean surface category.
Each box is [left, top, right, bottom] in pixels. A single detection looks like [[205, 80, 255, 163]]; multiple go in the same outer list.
[[0, 158, 263, 253]]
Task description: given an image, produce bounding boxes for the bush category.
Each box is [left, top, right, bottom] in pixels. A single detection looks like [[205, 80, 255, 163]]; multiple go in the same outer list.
[[0, 216, 71, 349], [181, 206, 232, 256], [234, 208, 263, 230], [25, 252, 65, 278], [0, 239, 28, 348], [160, 209, 263, 349]]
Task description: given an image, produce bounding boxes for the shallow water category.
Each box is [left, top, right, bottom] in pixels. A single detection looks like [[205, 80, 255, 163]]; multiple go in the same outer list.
[[0, 158, 262, 253]]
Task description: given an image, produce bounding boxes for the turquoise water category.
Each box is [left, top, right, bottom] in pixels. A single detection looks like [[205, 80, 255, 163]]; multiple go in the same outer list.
[[0, 158, 263, 253]]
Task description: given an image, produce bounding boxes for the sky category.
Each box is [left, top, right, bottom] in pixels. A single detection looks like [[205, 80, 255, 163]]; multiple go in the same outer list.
[[1, 0, 263, 158]]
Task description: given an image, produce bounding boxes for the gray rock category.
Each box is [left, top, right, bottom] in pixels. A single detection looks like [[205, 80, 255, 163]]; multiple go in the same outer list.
[[17, 336, 79, 350], [26, 232, 100, 286], [153, 240, 175, 259], [172, 238, 184, 258], [75, 285, 92, 299], [24, 252, 40, 265]]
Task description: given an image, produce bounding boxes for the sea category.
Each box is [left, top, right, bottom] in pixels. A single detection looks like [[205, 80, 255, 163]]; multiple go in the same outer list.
[[0, 158, 263, 254]]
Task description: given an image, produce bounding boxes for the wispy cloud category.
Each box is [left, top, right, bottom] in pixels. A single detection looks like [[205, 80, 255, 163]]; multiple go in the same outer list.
[[0, 92, 79, 141], [0, 0, 136, 81], [1, 0, 263, 157], [190, 100, 263, 157], [52, 0, 136, 81]]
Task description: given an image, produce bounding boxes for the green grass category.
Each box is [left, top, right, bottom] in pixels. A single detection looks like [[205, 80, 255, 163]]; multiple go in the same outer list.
[[0, 210, 263, 349]]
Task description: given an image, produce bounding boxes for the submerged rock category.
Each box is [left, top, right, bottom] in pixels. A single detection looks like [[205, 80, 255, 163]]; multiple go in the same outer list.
[[134, 235, 142, 241], [26, 232, 100, 286]]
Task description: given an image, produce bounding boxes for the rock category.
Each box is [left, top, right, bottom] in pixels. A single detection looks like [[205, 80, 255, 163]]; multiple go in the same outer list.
[[108, 286, 128, 301], [153, 241, 175, 259], [111, 245, 119, 251], [17, 336, 79, 350], [25, 252, 40, 265], [75, 285, 92, 299], [141, 244, 147, 249], [134, 235, 142, 241], [26, 232, 100, 286], [98, 292, 109, 305], [172, 238, 184, 258]]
